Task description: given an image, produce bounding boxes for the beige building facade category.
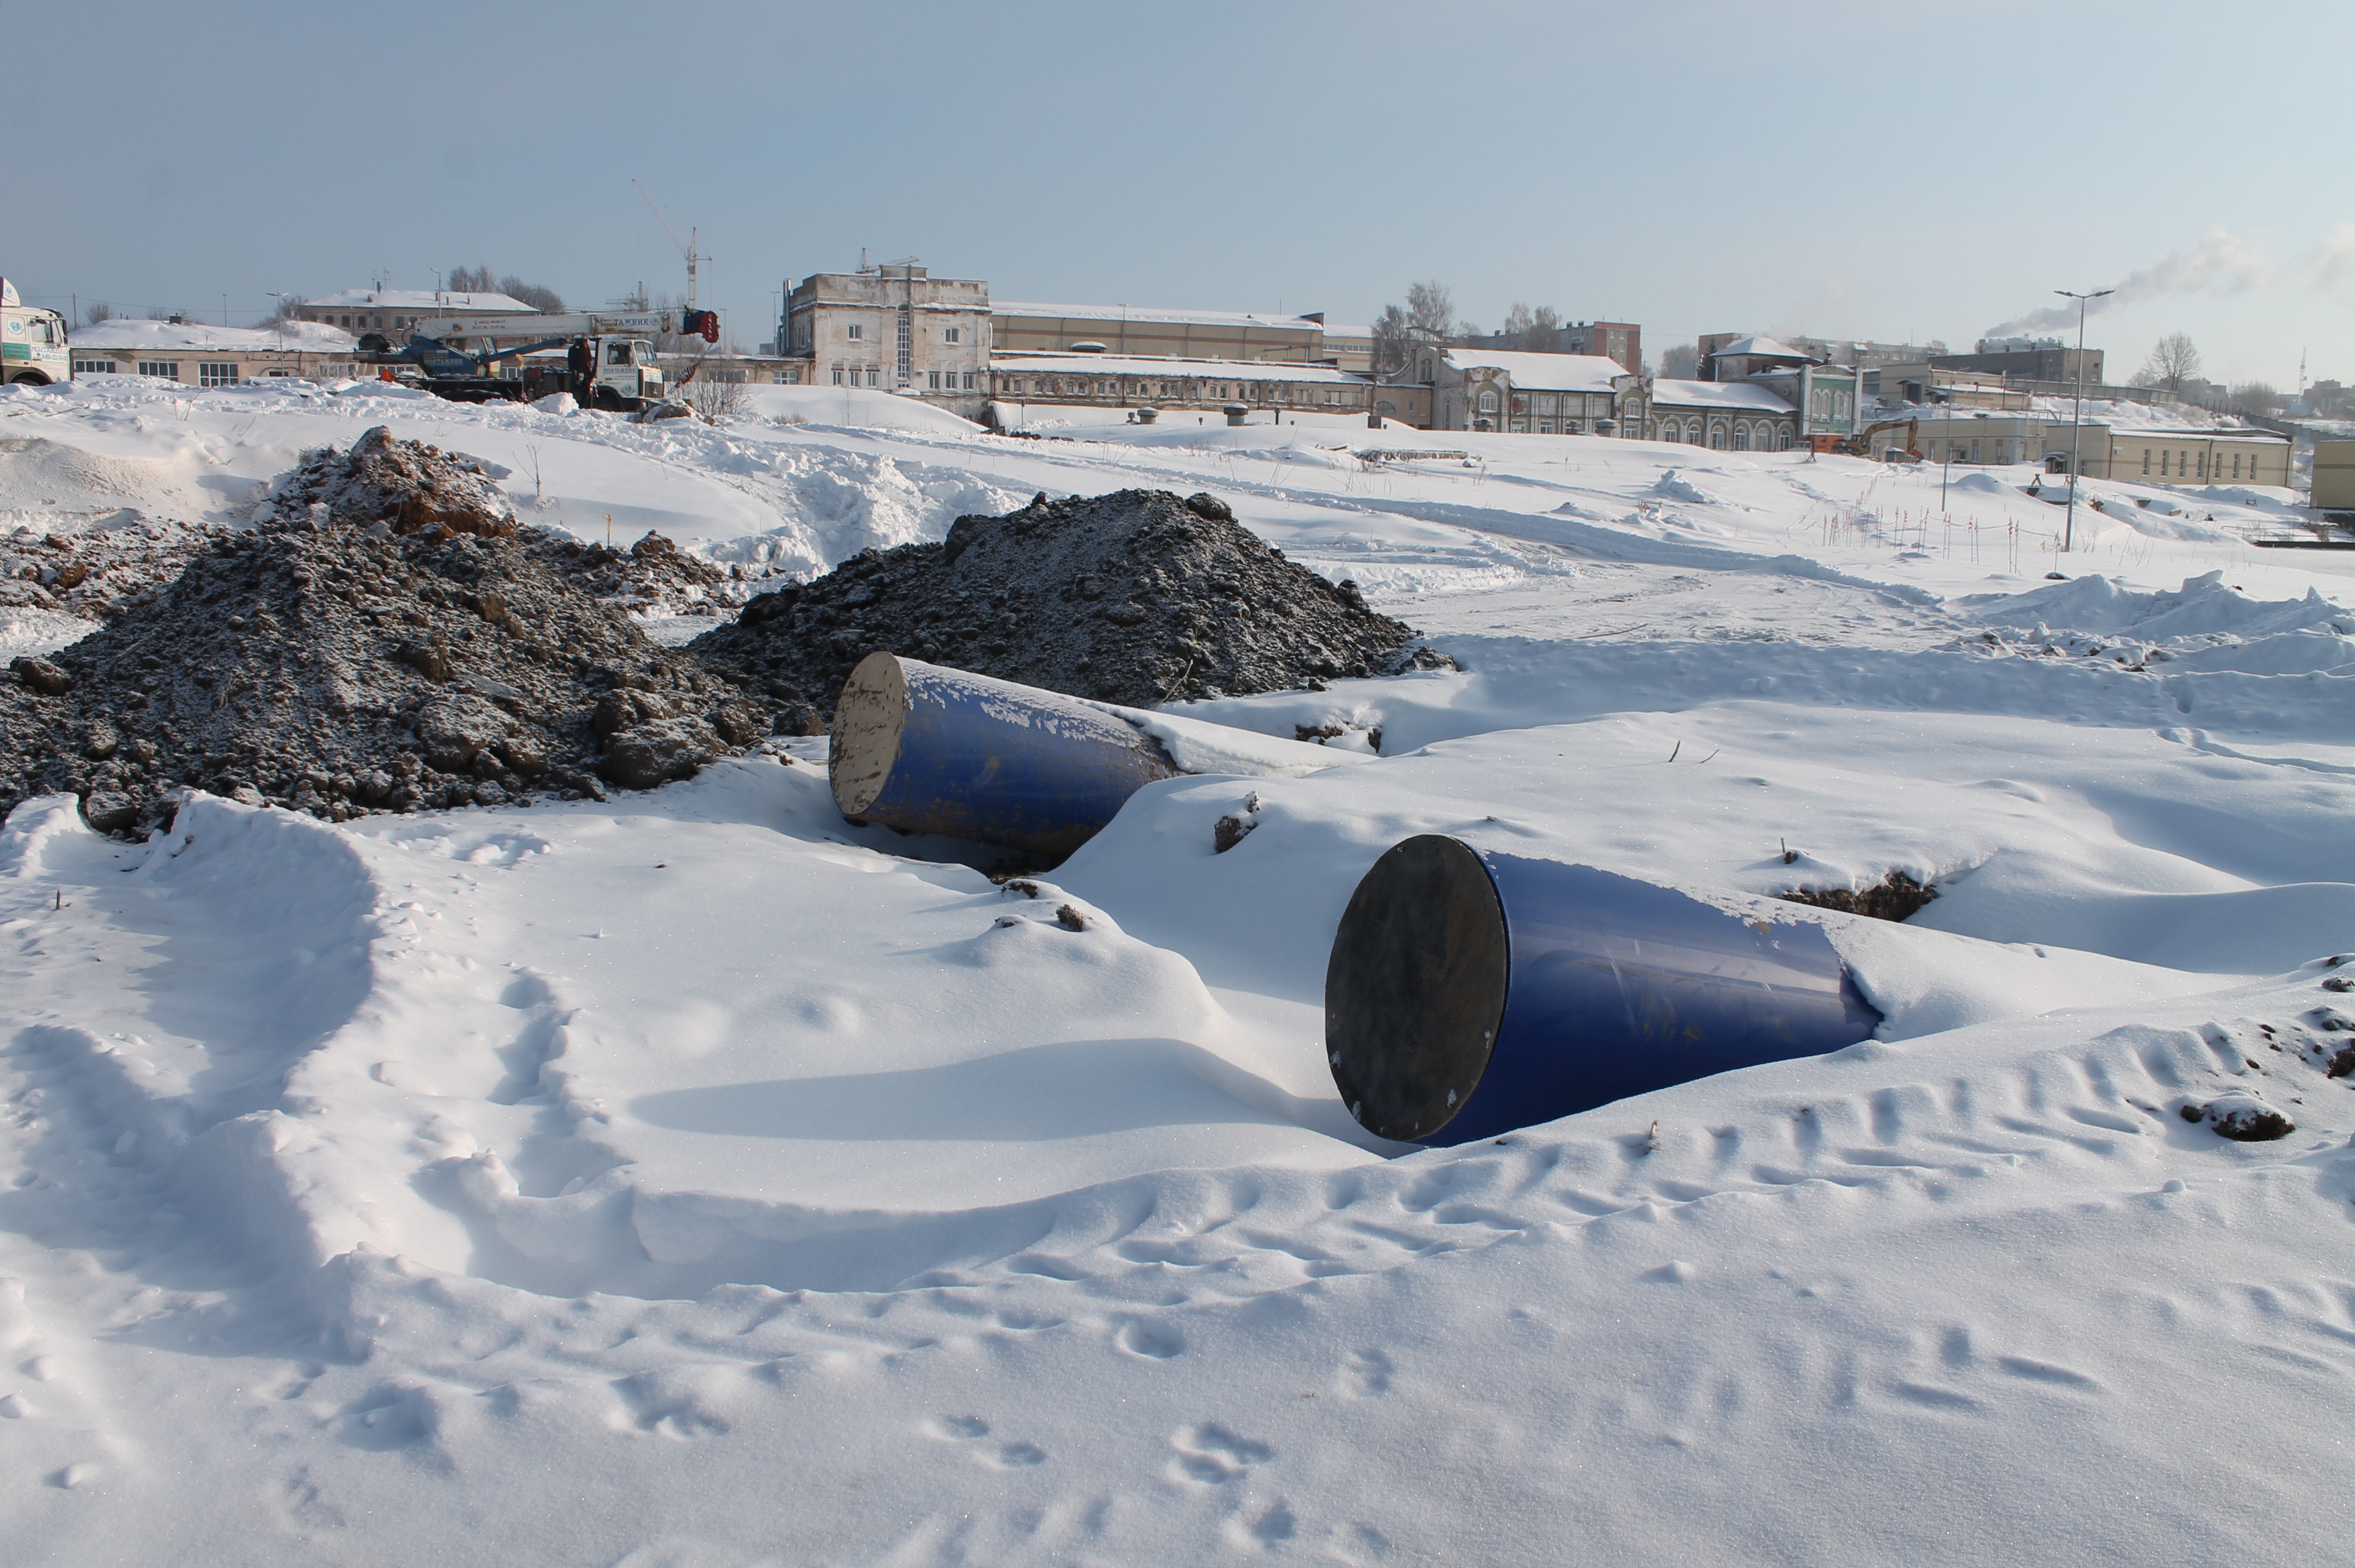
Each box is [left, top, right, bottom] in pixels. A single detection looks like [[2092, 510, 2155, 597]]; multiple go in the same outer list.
[[2315, 440, 2355, 511], [1393, 349, 1623, 434], [990, 301, 1370, 371], [2104, 429, 2291, 487], [987, 353, 1371, 423]]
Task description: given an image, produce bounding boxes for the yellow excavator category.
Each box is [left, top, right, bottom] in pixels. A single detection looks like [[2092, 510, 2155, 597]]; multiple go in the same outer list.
[[1839, 417, 1920, 460]]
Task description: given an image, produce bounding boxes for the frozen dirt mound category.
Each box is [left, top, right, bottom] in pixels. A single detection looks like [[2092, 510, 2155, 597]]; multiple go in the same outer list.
[[259, 423, 516, 536], [269, 426, 753, 620], [2, 514, 230, 625], [1, 509, 774, 836], [690, 487, 1448, 709]]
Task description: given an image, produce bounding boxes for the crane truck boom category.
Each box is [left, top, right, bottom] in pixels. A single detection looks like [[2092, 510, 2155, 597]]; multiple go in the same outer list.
[[357, 307, 720, 411]]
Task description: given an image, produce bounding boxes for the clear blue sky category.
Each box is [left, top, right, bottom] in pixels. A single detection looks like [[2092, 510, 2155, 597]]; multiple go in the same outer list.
[[14, 0, 2352, 387]]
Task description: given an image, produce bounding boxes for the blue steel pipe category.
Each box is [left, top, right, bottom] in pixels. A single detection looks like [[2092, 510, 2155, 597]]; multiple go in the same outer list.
[[1325, 836, 1884, 1145], [829, 653, 1179, 857]]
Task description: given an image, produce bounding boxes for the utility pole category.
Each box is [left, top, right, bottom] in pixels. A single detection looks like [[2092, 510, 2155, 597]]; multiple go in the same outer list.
[[2055, 287, 2113, 553]]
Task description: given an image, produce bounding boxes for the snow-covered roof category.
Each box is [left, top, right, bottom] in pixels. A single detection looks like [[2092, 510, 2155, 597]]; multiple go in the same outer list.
[[1443, 349, 1625, 394], [991, 353, 1364, 384], [1649, 378, 1794, 413], [69, 318, 357, 352], [1707, 335, 1814, 362], [992, 301, 1333, 333], [303, 288, 538, 314]]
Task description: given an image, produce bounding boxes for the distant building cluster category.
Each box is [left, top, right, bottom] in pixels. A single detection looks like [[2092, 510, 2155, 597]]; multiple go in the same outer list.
[[28, 263, 2296, 487]]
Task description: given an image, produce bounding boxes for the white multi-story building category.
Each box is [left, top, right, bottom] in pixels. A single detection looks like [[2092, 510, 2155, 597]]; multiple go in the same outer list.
[[776, 263, 991, 415]]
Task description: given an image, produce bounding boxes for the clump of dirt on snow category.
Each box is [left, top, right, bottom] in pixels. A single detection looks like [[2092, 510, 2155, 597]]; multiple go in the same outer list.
[[1782, 869, 1939, 922], [2, 443, 779, 835], [689, 488, 1450, 710]]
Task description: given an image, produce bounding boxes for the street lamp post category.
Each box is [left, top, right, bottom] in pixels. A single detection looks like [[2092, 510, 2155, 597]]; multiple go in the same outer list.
[[2055, 287, 2113, 552]]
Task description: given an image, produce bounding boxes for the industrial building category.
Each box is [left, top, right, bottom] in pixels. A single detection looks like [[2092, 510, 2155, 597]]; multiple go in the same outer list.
[[1931, 336, 2105, 387], [294, 288, 538, 336], [991, 300, 1371, 371], [2104, 429, 2291, 487]]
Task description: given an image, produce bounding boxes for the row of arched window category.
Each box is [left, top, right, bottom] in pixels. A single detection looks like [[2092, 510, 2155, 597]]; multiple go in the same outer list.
[[1647, 416, 1791, 451]]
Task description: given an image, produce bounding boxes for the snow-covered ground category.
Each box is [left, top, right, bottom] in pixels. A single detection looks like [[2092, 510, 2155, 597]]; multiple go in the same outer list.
[[5, 374, 2354, 1564]]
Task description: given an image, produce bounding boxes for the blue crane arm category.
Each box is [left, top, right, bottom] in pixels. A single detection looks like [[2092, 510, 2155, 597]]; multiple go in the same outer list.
[[397, 332, 579, 378]]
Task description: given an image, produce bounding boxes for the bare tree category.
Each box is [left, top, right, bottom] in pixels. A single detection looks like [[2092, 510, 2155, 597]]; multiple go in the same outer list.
[[1371, 281, 1458, 374], [267, 294, 303, 322], [1406, 280, 1455, 338], [1657, 342, 1700, 379], [83, 301, 112, 325], [1493, 303, 1563, 352], [2138, 333, 2202, 398], [1370, 304, 1415, 374], [2228, 381, 2283, 416], [497, 275, 565, 313], [684, 375, 752, 422], [445, 264, 565, 312]]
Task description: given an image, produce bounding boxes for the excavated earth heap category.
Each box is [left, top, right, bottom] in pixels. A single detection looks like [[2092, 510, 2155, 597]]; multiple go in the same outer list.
[[1, 430, 770, 835], [2, 517, 233, 626], [690, 487, 1447, 708]]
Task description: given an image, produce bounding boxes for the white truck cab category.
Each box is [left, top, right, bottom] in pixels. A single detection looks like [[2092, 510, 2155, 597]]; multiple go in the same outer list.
[[587, 335, 664, 405], [0, 279, 71, 386]]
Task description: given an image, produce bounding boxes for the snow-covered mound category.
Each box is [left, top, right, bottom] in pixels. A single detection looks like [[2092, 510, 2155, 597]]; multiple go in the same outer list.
[[4, 367, 2354, 1564], [741, 383, 985, 435]]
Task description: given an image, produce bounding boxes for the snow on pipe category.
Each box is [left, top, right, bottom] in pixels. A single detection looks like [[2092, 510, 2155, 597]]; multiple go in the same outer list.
[[830, 653, 1181, 857], [1325, 836, 1884, 1145]]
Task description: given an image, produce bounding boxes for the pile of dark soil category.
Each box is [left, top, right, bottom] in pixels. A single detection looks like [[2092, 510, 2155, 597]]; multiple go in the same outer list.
[[689, 488, 1448, 708], [564, 529, 750, 622], [2, 517, 230, 623], [2, 432, 774, 837], [1782, 870, 1939, 922], [268, 427, 753, 619]]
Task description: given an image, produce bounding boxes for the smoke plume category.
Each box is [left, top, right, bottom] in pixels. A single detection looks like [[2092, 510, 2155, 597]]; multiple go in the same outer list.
[[1981, 228, 2276, 339]]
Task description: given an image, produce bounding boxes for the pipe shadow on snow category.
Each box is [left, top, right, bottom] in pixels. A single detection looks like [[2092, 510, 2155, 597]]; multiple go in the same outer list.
[[625, 1036, 1317, 1143]]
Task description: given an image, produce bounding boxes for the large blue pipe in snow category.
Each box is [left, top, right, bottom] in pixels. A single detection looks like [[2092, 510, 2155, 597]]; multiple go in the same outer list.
[[1324, 837, 1884, 1145], [830, 653, 1179, 857]]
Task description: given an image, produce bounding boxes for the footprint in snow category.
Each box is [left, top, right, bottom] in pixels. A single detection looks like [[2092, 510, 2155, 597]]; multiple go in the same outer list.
[[1169, 1422, 1274, 1484], [930, 1414, 1046, 1467]]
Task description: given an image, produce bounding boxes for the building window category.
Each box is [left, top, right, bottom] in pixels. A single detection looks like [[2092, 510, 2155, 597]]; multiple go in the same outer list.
[[1476, 390, 1499, 413], [944, 327, 961, 344], [1733, 426, 1749, 451], [832, 364, 845, 385], [847, 323, 864, 341], [137, 361, 181, 381], [72, 358, 118, 375], [866, 368, 879, 386], [2142, 449, 2151, 474], [1537, 419, 1556, 435], [2231, 452, 2241, 479], [928, 371, 941, 390], [199, 362, 239, 387], [962, 371, 975, 390]]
